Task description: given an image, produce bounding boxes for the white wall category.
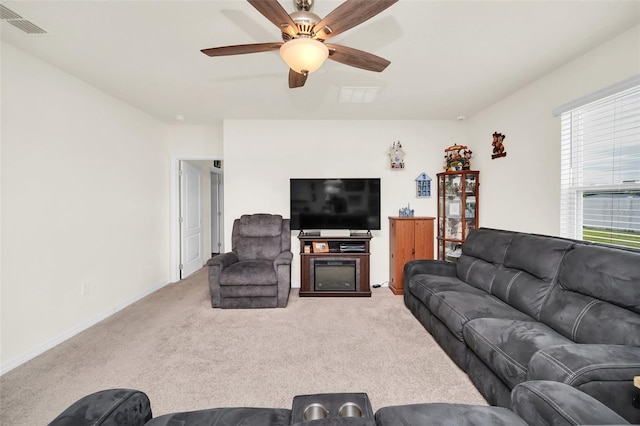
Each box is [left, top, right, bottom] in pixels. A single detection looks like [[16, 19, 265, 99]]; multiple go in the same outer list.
[[0, 42, 171, 372], [223, 120, 466, 287], [166, 124, 223, 159], [467, 25, 640, 236]]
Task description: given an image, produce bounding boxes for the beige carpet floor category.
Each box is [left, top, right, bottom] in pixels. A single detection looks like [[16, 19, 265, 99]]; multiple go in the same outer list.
[[0, 268, 486, 425]]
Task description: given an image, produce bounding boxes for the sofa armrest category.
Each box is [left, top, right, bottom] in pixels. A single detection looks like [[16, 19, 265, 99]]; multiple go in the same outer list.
[[527, 344, 640, 386], [511, 380, 629, 425], [48, 389, 152, 426], [403, 259, 456, 291], [403, 259, 456, 279]]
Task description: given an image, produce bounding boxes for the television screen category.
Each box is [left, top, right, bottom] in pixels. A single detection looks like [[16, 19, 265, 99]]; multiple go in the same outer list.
[[290, 178, 381, 230]]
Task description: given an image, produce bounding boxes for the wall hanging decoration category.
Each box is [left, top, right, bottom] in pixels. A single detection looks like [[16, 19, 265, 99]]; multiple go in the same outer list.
[[491, 132, 507, 159], [389, 141, 405, 169], [443, 144, 472, 171], [415, 173, 432, 197]]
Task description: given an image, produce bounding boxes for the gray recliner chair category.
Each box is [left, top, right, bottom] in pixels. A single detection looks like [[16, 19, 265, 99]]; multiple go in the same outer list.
[[207, 213, 292, 308]]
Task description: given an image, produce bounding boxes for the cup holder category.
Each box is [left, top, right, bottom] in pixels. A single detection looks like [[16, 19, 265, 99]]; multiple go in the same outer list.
[[338, 402, 363, 417], [303, 403, 329, 421], [292, 393, 372, 423]]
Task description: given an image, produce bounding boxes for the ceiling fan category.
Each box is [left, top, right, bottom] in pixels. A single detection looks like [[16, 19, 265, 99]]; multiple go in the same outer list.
[[201, 0, 398, 88]]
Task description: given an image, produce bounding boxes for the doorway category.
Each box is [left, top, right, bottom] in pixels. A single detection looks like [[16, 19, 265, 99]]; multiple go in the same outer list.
[[171, 158, 224, 282], [210, 170, 223, 256]]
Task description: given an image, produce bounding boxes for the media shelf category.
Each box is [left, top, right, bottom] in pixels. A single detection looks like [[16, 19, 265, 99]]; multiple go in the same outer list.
[[298, 232, 372, 297]]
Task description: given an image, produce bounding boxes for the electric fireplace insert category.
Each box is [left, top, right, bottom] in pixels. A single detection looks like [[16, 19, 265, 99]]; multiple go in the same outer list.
[[311, 258, 359, 292]]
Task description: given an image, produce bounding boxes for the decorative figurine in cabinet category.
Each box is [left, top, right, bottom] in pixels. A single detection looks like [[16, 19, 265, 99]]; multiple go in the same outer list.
[[437, 171, 479, 261], [388, 217, 435, 295]]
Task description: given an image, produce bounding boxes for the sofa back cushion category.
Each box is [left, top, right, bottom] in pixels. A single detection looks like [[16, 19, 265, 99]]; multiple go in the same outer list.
[[540, 243, 640, 345], [456, 228, 515, 293], [491, 234, 573, 319]]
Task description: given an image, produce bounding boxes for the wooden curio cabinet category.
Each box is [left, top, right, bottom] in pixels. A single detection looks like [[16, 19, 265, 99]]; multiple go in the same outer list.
[[388, 217, 435, 295], [437, 171, 479, 261]]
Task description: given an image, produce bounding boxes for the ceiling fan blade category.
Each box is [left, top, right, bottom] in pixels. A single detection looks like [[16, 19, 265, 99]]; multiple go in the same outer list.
[[326, 44, 390, 72], [288, 69, 308, 88], [313, 0, 398, 40], [247, 0, 297, 37], [201, 42, 282, 57]]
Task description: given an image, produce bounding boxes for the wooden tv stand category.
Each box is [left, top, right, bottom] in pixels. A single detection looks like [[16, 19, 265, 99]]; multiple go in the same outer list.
[[298, 232, 372, 297]]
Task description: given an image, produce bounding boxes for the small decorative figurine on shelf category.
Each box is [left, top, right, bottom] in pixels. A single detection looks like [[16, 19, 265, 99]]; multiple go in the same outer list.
[[389, 141, 405, 169], [443, 144, 472, 171], [415, 173, 432, 197], [399, 203, 414, 217], [491, 132, 507, 159]]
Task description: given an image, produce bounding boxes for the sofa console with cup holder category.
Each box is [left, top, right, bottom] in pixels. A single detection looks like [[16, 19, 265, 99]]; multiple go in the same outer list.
[[49, 381, 632, 426]]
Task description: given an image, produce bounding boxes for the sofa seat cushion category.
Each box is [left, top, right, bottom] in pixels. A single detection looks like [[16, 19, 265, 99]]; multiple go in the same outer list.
[[463, 318, 573, 388], [146, 407, 292, 426], [408, 273, 487, 306], [374, 403, 528, 426], [428, 290, 534, 341], [220, 260, 276, 286]]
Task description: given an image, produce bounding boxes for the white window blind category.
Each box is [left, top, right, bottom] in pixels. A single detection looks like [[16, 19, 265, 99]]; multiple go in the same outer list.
[[560, 82, 640, 248]]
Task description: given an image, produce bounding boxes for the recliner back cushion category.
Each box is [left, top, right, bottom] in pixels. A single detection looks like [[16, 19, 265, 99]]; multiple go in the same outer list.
[[540, 244, 640, 345], [456, 228, 514, 293], [492, 234, 572, 319], [233, 214, 285, 261]]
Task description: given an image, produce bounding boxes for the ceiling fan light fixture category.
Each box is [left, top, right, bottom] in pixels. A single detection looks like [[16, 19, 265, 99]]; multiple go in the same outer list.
[[279, 38, 328, 74]]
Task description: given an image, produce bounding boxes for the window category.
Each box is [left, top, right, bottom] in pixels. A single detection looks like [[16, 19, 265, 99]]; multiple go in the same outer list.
[[559, 78, 640, 248]]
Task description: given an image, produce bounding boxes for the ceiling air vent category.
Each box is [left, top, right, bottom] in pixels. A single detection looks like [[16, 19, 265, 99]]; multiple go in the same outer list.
[[1, 3, 47, 34]]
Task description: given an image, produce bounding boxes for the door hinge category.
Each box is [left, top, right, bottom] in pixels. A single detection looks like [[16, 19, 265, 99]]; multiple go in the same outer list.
[[179, 264, 183, 270]]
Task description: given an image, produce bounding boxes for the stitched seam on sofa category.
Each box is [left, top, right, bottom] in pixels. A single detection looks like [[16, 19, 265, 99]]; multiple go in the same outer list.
[[414, 279, 438, 297], [505, 270, 524, 304], [566, 363, 640, 386], [520, 382, 580, 425], [466, 324, 527, 373], [536, 350, 574, 378], [465, 258, 481, 283], [432, 294, 470, 332], [536, 246, 573, 321], [571, 300, 601, 341]]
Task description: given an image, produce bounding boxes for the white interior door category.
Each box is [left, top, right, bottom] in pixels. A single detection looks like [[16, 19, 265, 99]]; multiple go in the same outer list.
[[180, 161, 202, 279]]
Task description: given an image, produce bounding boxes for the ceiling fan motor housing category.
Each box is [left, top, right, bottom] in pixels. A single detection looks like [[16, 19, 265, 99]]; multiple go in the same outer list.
[[282, 10, 325, 41]]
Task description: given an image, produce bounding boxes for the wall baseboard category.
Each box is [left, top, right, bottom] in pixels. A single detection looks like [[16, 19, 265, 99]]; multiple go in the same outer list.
[[0, 280, 171, 376]]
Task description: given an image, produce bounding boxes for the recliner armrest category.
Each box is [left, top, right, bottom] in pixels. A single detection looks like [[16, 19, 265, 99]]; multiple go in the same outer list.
[[274, 251, 293, 267], [511, 380, 629, 425], [48, 389, 152, 426], [207, 252, 238, 269]]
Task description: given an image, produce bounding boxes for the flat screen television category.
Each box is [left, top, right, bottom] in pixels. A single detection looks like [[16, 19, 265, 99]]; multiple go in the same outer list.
[[290, 178, 381, 231]]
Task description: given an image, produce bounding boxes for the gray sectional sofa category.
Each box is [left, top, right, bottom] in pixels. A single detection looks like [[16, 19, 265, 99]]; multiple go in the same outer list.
[[49, 381, 632, 425], [403, 227, 640, 423]]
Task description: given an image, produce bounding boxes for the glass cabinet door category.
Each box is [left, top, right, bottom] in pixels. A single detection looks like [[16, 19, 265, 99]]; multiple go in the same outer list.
[[437, 170, 479, 260], [465, 173, 477, 235]]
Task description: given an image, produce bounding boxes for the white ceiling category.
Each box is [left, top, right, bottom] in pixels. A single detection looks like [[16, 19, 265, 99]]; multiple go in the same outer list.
[[2, 0, 639, 125]]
